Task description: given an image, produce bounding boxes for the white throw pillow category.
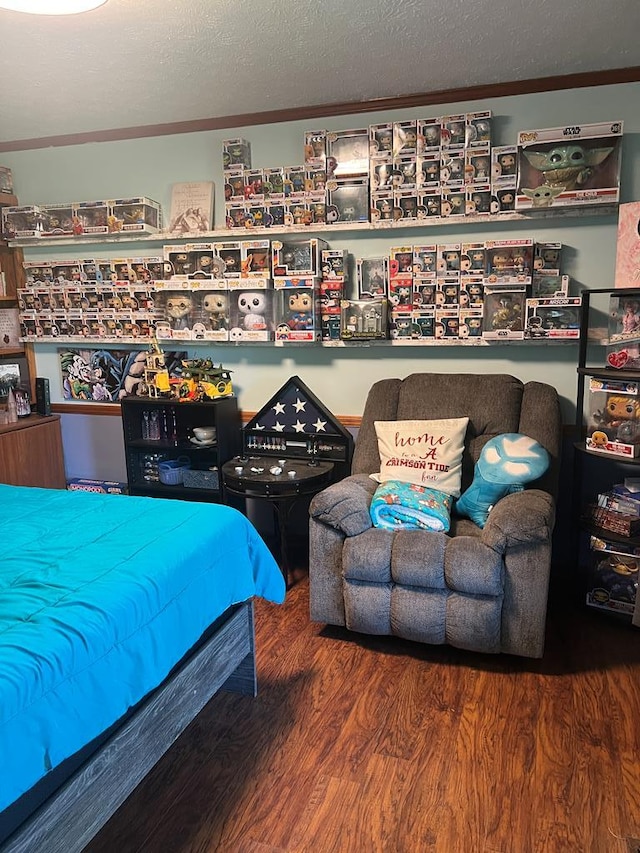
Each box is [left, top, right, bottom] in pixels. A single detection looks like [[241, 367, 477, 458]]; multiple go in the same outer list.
[[371, 417, 469, 497]]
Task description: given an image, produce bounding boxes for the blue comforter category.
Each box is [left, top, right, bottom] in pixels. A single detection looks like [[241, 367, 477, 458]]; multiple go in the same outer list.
[[0, 484, 285, 813]]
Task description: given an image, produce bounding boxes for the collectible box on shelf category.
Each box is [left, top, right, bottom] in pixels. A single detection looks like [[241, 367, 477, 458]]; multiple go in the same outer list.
[[439, 189, 466, 218], [2, 205, 46, 239], [274, 281, 320, 342], [586, 535, 639, 617], [284, 165, 306, 198], [492, 186, 516, 214], [533, 241, 562, 274], [417, 188, 441, 219], [584, 503, 640, 538], [78, 204, 114, 237], [357, 257, 388, 299], [417, 118, 441, 153], [340, 298, 388, 340], [614, 202, 640, 289], [222, 138, 252, 171], [491, 146, 517, 214], [465, 184, 492, 215], [461, 242, 486, 275], [465, 147, 491, 184], [484, 239, 533, 285], [0, 166, 13, 195], [531, 274, 569, 298], [304, 130, 327, 167], [213, 240, 242, 277], [108, 197, 162, 234], [240, 239, 270, 277], [228, 289, 274, 341], [413, 244, 438, 277], [586, 377, 640, 458], [163, 243, 226, 280], [369, 123, 394, 158], [326, 128, 369, 178], [524, 295, 581, 339], [417, 152, 440, 189], [326, 177, 370, 224], [394, 189, 419, 221], [515, 121, 623, 211], [606, 291, 640, 370], [40, 203, 77, 238], [393, 120, 418, 157], [482, 287, 525, 340], [272, 238, 328, 277], [598, 486, 640, 518]]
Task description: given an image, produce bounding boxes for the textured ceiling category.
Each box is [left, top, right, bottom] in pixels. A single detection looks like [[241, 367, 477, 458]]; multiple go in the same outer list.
[[0, 0, 639, 145]]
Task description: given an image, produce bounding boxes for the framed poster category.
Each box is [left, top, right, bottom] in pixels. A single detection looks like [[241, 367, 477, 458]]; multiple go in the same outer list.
[[59, 348, 186, 402], [167, 182, 214, 234], [0, 308, 20, 348], [615, 202, 640, 288]]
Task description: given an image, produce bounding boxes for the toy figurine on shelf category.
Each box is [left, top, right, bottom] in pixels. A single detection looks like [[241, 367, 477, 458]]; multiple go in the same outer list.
[[287, 290, 314, 331], [172, 360, 233, 401], [609, 296, 640, 340], [588, 391, 640, 458], [141, 337, 171, 398], [521, 144, 615, 193]]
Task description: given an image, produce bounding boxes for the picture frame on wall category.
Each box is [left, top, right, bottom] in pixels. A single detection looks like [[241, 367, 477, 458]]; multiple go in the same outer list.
[[167, 181, 214, 234], [0, 308, 21, 349], [0, 362, 20, 399]]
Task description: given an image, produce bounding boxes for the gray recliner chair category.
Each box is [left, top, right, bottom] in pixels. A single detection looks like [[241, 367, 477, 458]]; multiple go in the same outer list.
[[309, 373, 562, 658]]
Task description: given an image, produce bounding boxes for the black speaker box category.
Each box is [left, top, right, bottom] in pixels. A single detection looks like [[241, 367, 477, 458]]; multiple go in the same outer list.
[[35, 377, 51, 416]]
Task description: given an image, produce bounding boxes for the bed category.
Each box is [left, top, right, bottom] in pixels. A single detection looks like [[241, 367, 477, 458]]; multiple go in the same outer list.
[[0, 484, 286, 853]]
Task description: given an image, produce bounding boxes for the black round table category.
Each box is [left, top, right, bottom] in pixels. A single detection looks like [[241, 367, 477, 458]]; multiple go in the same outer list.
[[222, 455, 334, 586]]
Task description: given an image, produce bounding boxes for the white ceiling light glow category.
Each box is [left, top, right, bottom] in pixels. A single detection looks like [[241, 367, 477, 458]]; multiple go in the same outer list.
[[0, 0, 107, 13]]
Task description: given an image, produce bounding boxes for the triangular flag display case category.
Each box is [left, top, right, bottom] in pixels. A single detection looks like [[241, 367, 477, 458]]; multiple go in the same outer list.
[[243, 375, 353, 481]]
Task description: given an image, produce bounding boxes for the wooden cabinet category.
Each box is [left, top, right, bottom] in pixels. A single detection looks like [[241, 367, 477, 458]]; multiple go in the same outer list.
[[120, 395, 242, 502], [0, 414, 66, 489]]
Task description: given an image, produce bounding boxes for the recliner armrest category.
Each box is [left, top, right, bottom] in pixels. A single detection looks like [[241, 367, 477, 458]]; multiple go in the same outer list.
[[480, 489, 555, 554], [309, 474, 377, 537]]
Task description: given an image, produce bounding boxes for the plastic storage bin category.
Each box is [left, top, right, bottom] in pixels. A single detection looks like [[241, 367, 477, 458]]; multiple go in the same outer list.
[[158, 456, 191, 485]]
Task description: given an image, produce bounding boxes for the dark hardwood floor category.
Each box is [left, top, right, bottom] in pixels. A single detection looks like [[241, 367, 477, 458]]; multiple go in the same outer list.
[[87, 569, 640, 853]]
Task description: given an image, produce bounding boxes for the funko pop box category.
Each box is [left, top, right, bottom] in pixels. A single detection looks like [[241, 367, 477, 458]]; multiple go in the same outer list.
[[274, 281, 320, 342], [586, 377, 640, 458], [586, 535, 638, 618], [525, 295, 581, 339], [516, 120, 623, 211]]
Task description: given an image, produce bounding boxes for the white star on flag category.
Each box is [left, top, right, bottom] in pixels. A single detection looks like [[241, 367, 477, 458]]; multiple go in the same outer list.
[[273, 402, 286, 415], [313, 418, 327, 432], [273, 421, 285, 432], [293, 420, 306, 432], [293, 398, 306, 413], [254, 424, 265, 430]]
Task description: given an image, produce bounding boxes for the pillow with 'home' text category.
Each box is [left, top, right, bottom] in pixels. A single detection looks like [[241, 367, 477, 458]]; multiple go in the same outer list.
[[371, 417, 469, 498]]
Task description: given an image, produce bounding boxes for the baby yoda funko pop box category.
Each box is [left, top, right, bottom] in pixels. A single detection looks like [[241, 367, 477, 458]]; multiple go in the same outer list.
[[515, 121, 623, 211]]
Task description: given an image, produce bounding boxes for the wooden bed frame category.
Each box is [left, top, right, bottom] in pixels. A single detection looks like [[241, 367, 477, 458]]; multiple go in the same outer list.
[[0, 599, 257, 853]]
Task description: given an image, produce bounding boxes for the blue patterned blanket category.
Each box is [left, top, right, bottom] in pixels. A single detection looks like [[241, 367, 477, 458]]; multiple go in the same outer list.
[[370, 480, 453, 532]]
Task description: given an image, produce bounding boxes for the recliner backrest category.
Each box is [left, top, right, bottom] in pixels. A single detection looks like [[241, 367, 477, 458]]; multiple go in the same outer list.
[[351, 373, 561, 496]]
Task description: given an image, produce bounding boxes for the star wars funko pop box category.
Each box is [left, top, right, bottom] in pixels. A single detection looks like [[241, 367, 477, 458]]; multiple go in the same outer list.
[[515, 121, 623, 211]]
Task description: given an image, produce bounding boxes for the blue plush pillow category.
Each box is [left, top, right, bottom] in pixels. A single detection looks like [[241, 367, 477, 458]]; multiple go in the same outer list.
[[455, 433, 550, 528]]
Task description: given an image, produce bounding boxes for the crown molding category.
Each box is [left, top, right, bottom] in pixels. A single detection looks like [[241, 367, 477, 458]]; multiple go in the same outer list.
[[1, 66, 639, 153]]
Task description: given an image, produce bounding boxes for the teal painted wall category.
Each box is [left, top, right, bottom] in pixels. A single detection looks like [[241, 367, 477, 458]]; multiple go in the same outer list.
[[3, 81, 639, 479]]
